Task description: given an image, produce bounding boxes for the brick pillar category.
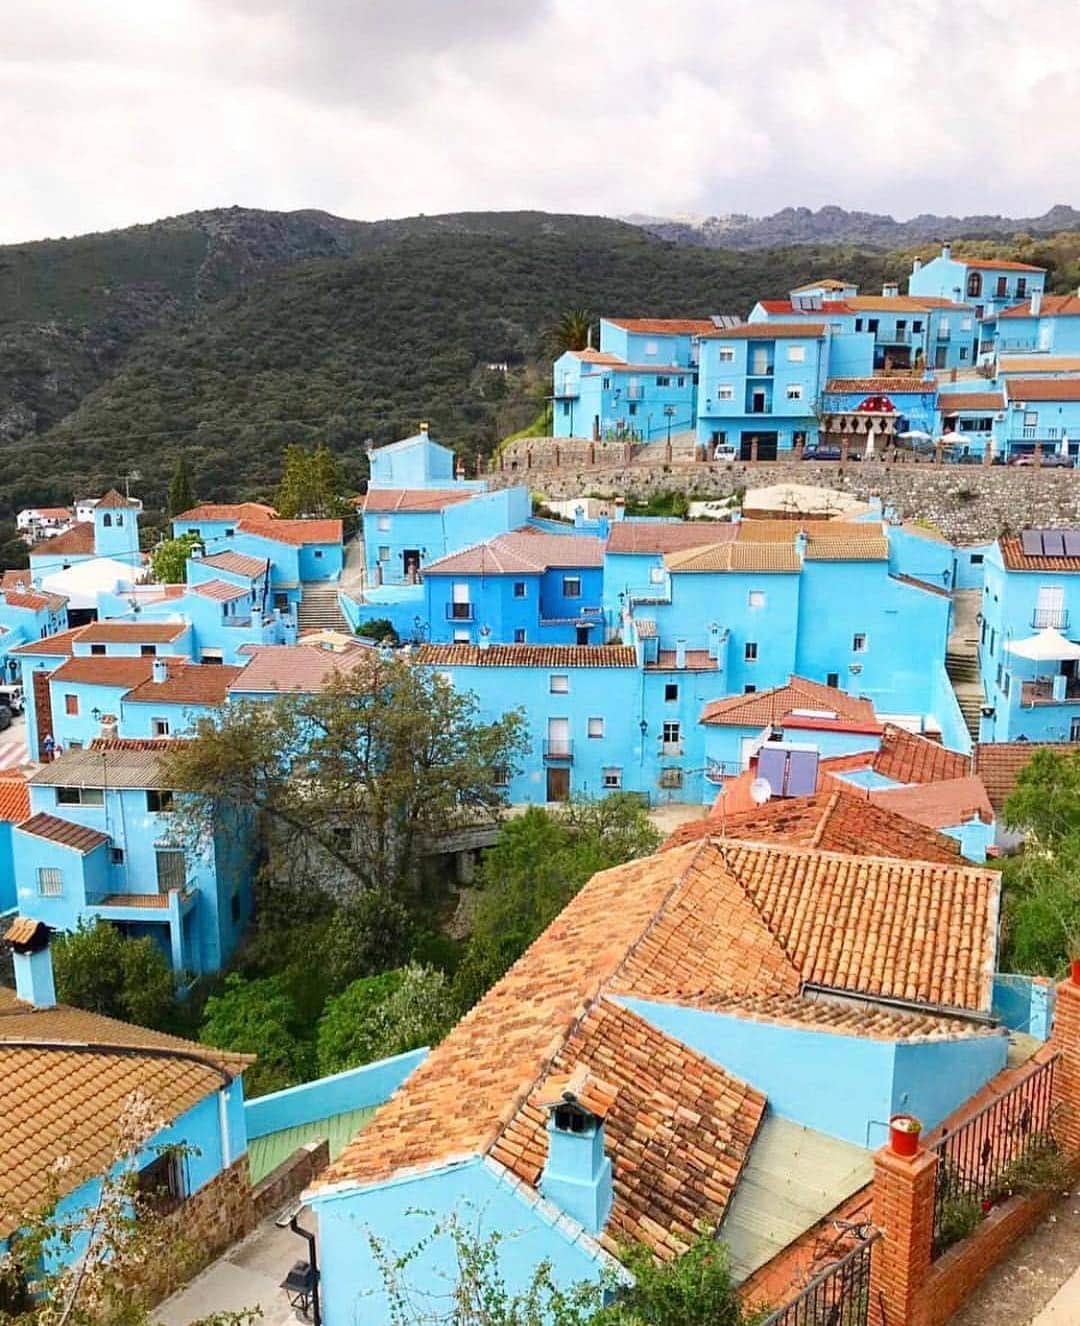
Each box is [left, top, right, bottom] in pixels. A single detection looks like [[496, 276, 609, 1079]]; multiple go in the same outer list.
[[526, 448, 533, 470], [554, 444, 561, 468], [982, 444, 992, 466], [588, 442, 596, 465], [794, 438, 805, 461], [1051, 978, 1080, 1156], [870, 1144, 938, 1326], [934, 441, 943, 466], [1034, 443, 1043, 468], [840, 435, 851, 464], [750, 438, 759, 462]]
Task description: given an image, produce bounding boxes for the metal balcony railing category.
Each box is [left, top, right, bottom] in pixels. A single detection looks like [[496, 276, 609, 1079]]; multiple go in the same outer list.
[[543, 740, 574, 761], [554, 382, 579, 399], [1022, 676, 1080, 705], [879, 328, 911, 343], [446, 603, 474, 621], [1032, 608, 1070, 629]]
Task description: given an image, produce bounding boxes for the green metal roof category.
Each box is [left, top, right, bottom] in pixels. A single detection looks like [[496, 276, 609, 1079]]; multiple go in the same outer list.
[[248, 1105, 376, 1185]]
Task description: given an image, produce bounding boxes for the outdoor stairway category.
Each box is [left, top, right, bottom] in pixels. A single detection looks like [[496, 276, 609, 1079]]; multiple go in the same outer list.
[[946, 590, 984, 742], [297, 583, 350, 635]]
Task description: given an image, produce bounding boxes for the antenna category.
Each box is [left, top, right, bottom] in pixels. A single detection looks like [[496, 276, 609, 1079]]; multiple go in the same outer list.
[[750, 777, 772, 806]]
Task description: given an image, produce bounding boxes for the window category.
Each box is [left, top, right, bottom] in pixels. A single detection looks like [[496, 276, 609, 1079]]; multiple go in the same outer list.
[[787, 345, 806, 362], [649, 566, 665, 584], [743, 684, 757, 694], [664, 682, 679, 702], [37, 867, 62, 897], [550, 674, 569, 694], [513, 628, 526, 643], [140, 644, 157, 657], [996, 276, 1008, 297], [450, 583, 471, 619], [137, 1151, 184, 1214], [867, 319, 879, 334], [156, 849, 186, 893], [453, 629, 470, 643], [786, 384, 803, 400], [967, 272, 982, 298], [745, 641, 758, 661], [603, 767, 623, 789], [587, 717, 604, 739], [644, 340, 658, 355], [1024, 411, 1038, 429], [602, 376, 611, 389], [90, 643, 106, 656], [109, 847, 125, 866], [56, 787, 104, 807], [981, 618, 988, 644], [64, 693, 79, 716], [853, 632, 867, 652], [492, 765, 510, 787], [854, 318, 863, 332], [1002, 672, 1011, 699], [656, 375, 671, 387], [513, 581, 527, 599], [959, 347, 969, 361], [960, 317, 973, 331], [562, 576, 582, 599], [225, 527, 235, 537], [102, 513, 112, 527], [374, 514, 391, 532], [377, 546, 390, 562], [115, 514, 123, 527], [314, 549, 323, 559], [1072, 717, 1080, 742], [677, 375, 685, 387], [971, 553, 984, 565], [628, 403, 638, 416], [912, 320, 923, 333], [717, 386, 734, 401], [718, 347, 735, 362], [662, 721, 681, 748], [146, 789, 175, 813], [562, 401, 570, 416], [826, 672, 840, 688], [995, 661, 1003, 689], [896, 320, 906, 333], [748, 590, 766, 609], [152, 718, 170, 737]]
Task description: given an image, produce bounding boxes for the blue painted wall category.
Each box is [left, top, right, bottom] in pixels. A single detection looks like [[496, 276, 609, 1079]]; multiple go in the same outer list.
[[369, 434, 457, 487], [992, 975, 1056, 1040]]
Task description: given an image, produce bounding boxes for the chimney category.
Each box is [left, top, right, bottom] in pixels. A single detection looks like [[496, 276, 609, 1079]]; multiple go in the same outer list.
[[419, 421, 429, 434], [152, 658, 168, 684], [478, 628, 491, 651], [5, 919, 57, 1009], [674, 638, 688, 669], [1032, 290, 1043, 316], [613, 498, 626, 522], [190, 543, 203, 560], [573, 504, 585, 529], [538, 1068, 613, 1234], [795, 529, 809, 557], [707, 621, 721, 661], [882, 281, 899, 298], [912, 257, 923, 275], [99, 714, 119, 741], [941, 242, 952, 261]]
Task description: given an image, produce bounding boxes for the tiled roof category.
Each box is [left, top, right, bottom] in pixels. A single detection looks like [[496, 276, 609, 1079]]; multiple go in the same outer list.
[[1000, 535, 1080, 573], [30, 745, 172, 789], [737, 519, 878, 542], [49, 656, 155, 688], [700, 676, 877, 727], [702, 323, 826, 340], [665, 542, 802, 573], [939, 392, 1005, 412], [416, 644, 638, 668], [998, 355, 1080, 375], [237, 517, 343, 545], [2, 589, 66, 613], [362, 489, 474, 513], [229, 641, 372, 694], [951, 257, 1045, 272], [27, 507, 72, 520], [687, 992, 1003, 1043], [95, 489, 135, 509], [0, 776, 30, 824], [4, 917, 45, 947], [191, 578, 252, 602], [424, 531, 604, 575], [30, 523, 94, 556], [825, 377, 934, 395], [174, 502, 277, 522], [1005, 378, 1080, 402], [606, 522, 734, 555], [317, 836, 998, 1204], [868, 776, 994, 829], [123, 662, 240, 706], [198, 551, 270, 578], [604, 317, 718, 335], [491, 998, 766, 1259], [973, 742, 1076, 814], [0, 985, 249, 1235], [570, 349, 625, 366], [664, 790, 964, 864], [77, 621, 187, 643], [646, 649, 718, 671], [791, 280, 850, 292], [804, 535, 889, 561], [17, 813, 110, 853], [10, 626, 86, 657], [860, 724, 971, 784]]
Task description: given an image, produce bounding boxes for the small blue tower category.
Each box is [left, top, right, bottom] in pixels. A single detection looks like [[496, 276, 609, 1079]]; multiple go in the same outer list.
[[92, 489, 141, 563]]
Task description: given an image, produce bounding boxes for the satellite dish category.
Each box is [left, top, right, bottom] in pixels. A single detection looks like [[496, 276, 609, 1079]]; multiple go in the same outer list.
[[750, 777, 772, 806]]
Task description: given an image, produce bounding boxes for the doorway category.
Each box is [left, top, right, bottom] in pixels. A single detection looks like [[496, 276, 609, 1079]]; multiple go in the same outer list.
[[402, 549, 421, 581], [576, 626, 590, 645], [546, 767, 570, 802], [740, 432, 778, 461]]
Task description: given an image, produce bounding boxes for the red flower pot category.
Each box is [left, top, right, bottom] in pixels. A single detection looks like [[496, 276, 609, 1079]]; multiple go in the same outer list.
[[1071, 958, 1080, 986], [889, 1114, 923, 1157]]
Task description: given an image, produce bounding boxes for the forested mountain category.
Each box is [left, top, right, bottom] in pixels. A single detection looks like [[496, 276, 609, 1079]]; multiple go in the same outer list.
[[2, 205, 1079, 516]]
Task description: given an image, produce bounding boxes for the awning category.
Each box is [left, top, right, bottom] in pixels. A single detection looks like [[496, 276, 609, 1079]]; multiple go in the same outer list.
[[1005, 627, 1080, 662]]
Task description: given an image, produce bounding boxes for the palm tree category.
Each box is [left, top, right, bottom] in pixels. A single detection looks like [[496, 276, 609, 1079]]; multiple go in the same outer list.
[[548, 310, 595, 355]]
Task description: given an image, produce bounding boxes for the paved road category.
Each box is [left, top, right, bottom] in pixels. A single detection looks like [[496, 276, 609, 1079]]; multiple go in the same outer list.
[[0, 714, 30, 771]]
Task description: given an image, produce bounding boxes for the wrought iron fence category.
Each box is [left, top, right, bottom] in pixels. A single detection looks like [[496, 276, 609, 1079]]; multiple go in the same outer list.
[[930, 1053, 1059, 1258], [758, 1233, 879, 1326]]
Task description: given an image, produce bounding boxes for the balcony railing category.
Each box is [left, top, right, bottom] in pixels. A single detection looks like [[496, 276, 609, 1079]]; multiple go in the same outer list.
[[1032, 608, 1070, 629], [1022, 676, 1080, 705], [445, 603, 474, 621], [554, 382, 579, 398], [937, 327, 951, 340], [223, 614, 252, 628], [626, 385, 644, 401], [879, 328, 911, 343], [543, 740, 574, 761]]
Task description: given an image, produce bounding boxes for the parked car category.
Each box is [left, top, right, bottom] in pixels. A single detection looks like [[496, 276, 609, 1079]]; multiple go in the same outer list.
[[1040, 453, 1076, 469], [712, 445, 738, 462], [0, 706, 13, 733], [951, 453, 982, 466], [802, 446, 843, 461], [0, 685, 24, 715]]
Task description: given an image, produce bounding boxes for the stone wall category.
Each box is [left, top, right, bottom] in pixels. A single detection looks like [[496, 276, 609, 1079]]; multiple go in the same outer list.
[[151, 1155, 257, 1302], [491, 447, 1080, 543], [252, 1138, 330, 1221]]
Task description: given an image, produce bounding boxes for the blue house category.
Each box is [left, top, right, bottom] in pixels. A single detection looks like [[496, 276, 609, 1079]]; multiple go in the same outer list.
[[821, 376, 939, 451], [13, 740, 253, 974], [0, 586, 69, 682], [422, 531, 605, 645], [978, 529, 1080, 743], [0, 919, 250, 1278], [367, 427, 462, 488], [305, 836, 1006, 1323], [1000, 377, 1080, 461], [908, 244, 1046, 341], [936, 389, 1005, 460], [171, 500, 279, 544], [29, 489, 144, 581], [990, 291, 1080, 360]]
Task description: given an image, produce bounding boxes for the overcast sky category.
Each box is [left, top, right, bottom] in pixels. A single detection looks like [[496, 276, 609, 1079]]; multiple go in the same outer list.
[[3, 0, 1079, 243]]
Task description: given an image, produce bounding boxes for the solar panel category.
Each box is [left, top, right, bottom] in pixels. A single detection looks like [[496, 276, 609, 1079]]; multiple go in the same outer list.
[[1064, 532, 1080, 558], [1043, 531, 1066, 557], [1021, 530, 1043, 557]]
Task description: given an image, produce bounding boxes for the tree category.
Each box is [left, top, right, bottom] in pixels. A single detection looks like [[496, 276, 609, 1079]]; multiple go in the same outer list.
[[166, 453, 196, 516], [317, 963, 451, 1075], [52, 923, 178, 1031], [274, 443, 352, 519], [199, 973, 313, 1097], [160, 657, 526, 901], [355, 617, 400, 645], [1004, 748, 1080, 846], [149, 532, 202, 584], [547, 310, 595, 356]]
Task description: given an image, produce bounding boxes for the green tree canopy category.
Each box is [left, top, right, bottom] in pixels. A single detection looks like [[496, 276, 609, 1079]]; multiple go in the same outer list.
[[316, 963, 452, 1075], [548, 309, 595, 355], [1003, 747, 1080, 845], [199, 972, 314, 1096], [149, 531, 202, 584], [274, 442, 353, 519], [52, 921, 177, 1030], [166, 451, 196, 516]]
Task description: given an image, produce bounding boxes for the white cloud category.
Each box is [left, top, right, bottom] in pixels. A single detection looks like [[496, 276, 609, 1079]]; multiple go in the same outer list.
[[2, 0, 1079, 242]]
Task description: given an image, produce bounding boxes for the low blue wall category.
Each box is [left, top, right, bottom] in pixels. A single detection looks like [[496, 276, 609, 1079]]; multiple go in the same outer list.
[[245, 1047, 428, 1139], [339, 589, 425, 641], [993, 974, 1056, 1040]]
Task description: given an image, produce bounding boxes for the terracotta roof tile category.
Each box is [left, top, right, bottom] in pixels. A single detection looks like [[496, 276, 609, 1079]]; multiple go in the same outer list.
[[605, 318, 718, 335], [861, 724, 971, 784], [0, 776, 30, 824], [31, 745, 173, 789], [804, 535, 889, 561], [237, 517, 343, 545], [868, 776, 994, 829], [702, 323, 826, 340], [665, 542, 802, 573], [191, 578, 252, 602], [973, 742, 1076, 814], [4, 916, 46, 948], [701, 676, 876, 728], [10, 626, 86, 657], [174, 502, 277, 522], [998, 355, 1080, 375], [230, 641, 372, 694], [939, 392, 1004, 412], [1000, 534, 1080, 573], [1005, 378, 1080, 402], [825, 377, 934, 395], [424, 531, 604, 576], [123, 662, 240, 706], [953, 257, 1044, 272], [362, 489, 475, 513], [737, 519, 879, 543], [606, 523, 735, 555], [416, 644, 638, 668], [95, 489, 135, 509], [1, 589, 66, 613], [29, 523, 94, 557], [197, 551, 270, 578], [49, 656, 155, 688], [77, 621, 187, 644], [17, 813, 110, 853]]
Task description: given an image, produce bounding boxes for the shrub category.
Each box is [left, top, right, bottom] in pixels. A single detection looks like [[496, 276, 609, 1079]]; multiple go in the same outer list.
[[200, 972, 314, 1096], [317, 963, 451, 1076], [53, 921, 178, 1031]]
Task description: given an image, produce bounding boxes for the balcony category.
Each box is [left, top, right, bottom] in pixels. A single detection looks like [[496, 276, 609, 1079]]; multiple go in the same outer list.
[[223, 614, 252, 628], [1032, 608, 1070, 629], [543, 740, 574, 761], [626, 385, 644, 401], [748, 362, 774, 376], [445, 603, 474, 621], [879, 329, 911, 344], [936, 328, 951, 341], [660, 742, 684, 757], [1022, 677, 1080, 706], [554, 382, 579, 399]]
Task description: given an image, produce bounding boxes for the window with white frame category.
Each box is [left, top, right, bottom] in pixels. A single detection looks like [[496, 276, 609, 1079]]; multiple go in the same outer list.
[[562, 576, 582, 599], [513, 581, 527, 598], [662, 720, 681, 746], [152, 718, 170, 738], [56, 787, 104, 807], [550, 674, 569, 694], [787, 345, 807, 362], [717, 386, 734, 401], [961, 318, 972, 331], [786, 385, 803, 400], [645, 340, 659, 355], [514, 628, 526, 643], [602, 767, 623, 789], [649, 566, 665, 584], [37, 867, 62, 897], [853, 632, 867, 652], [718, 347, 735, 362], [748, 590, 766, 609], [377, 515, 391, 532], [587, 717, 604, 739], [378, 546, 390, 562], [745, 641, 758, 661]]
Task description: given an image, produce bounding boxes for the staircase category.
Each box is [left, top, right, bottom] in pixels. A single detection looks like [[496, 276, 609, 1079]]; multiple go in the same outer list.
[[297, 583, 350, 635], [946, 589, 984, 742]]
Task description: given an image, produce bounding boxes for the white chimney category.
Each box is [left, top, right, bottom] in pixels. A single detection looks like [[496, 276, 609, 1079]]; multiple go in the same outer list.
[[674, 638, 687, 669], [190, 544, 203, 560], [883, 282, 899, 298], [707, 622, 721, 661], [152, 658, 168, 684], [1031, 290, 1043, 316], [5, 919, 57, 1009], [912, 257, 923, 275], [941, 242, 952, 261]]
